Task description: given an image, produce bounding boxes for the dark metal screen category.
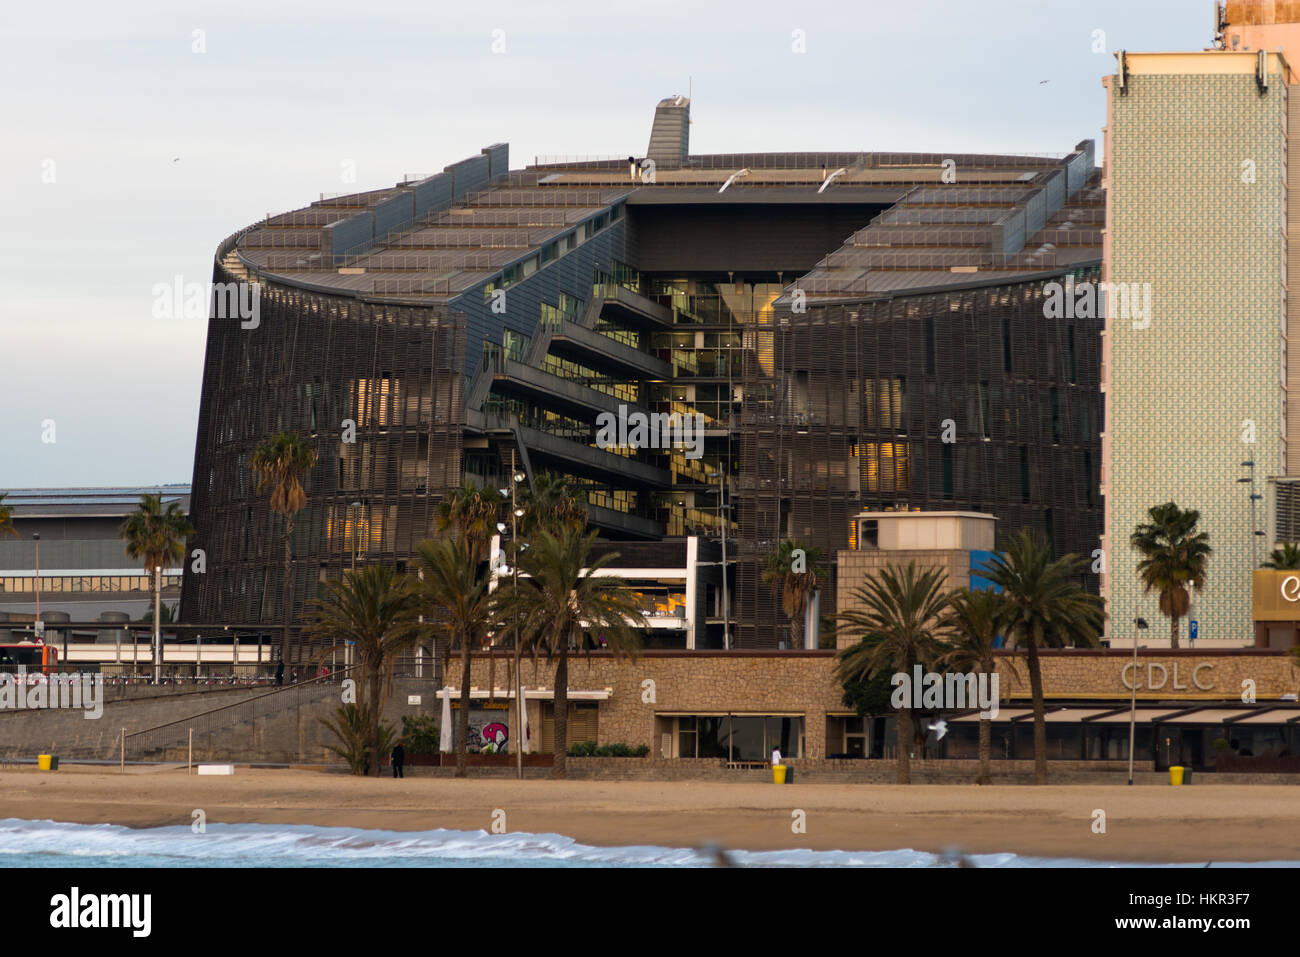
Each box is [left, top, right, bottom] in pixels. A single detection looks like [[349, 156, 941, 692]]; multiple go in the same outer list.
[[182, 235, 466, 661], [734, 270, 1103, 648]]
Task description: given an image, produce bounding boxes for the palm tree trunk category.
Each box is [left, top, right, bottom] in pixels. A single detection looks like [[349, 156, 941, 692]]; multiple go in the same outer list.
[[1169, 614, 1180, 650], [789, 611, 804, 649], [369, 666, 383, 777], [456, 637, 472, 778], [896, 707, 911, 784], [1026, 637, 1047, 785], [282, 515, 294, 667], [553, 648, 569, 779], [978, 718, 991, 785]]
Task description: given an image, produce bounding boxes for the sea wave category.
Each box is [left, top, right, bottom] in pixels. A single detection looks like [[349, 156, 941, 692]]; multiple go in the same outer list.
[[0, 818, 1293, 868]]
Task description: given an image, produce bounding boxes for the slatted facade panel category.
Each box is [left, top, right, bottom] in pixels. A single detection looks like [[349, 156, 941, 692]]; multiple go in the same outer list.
[[182, 251, 465, 659], [734, 270, 1103, 648]]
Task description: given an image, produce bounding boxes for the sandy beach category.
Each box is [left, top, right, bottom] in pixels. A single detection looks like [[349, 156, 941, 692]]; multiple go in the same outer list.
[[1, 766, 1297, 863]]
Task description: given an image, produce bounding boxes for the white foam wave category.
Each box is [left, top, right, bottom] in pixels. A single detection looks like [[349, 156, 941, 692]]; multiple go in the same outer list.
[[0, 818, 1292, 868]]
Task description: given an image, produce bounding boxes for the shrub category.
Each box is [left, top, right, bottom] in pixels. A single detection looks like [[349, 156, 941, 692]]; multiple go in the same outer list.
[[401, 714, 441, 755], [566, 741, 650, 758], [320, 704, 397, 775]]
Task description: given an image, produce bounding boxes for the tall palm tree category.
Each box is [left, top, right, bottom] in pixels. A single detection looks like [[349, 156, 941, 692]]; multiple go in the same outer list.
[[1130, 502, 1212, 649], [411, 536, 497, 778], [835, 561, 952, 784], [435, 482, 504, 564], [763, 539, 824, 648], [503, 528, 644, 778], [0, 493, 17, 540], [519, 473, 587, 537], [304, 565, 418, 776], [250, 433, 318, 666], [982, 530, 1105, 785], [1263, 543, 1300, 570], [940, 587, 1007, 785], [121, 493, 195, 676], [435, 482, 506, 692]]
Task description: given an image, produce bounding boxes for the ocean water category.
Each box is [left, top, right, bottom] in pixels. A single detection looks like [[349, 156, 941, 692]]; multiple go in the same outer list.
[[0, 818, 1293, 868]]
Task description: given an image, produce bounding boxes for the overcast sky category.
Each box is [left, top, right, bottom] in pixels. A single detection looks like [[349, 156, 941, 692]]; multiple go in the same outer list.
[[0, 0, 1207, 489]]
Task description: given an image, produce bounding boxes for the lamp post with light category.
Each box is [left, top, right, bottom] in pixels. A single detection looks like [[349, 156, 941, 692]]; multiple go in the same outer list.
[[32, 533, 42, 640], [1128, 616, 1149, 786], [501, 453, 528, 780], [705, 471, 730, 650]]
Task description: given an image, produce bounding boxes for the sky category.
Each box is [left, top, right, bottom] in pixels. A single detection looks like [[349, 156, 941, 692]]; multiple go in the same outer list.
[[0, 0, 1208, 489]]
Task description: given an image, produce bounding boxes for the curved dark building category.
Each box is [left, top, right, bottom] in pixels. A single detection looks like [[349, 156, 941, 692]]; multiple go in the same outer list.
[[183, 100, 1103, 653]]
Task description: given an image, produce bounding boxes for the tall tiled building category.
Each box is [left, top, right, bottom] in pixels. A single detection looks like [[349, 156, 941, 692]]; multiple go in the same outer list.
[[1103, 46, 1290, 645]]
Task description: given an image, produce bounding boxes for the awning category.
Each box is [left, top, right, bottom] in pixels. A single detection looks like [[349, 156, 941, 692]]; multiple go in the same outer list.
[[1041, 707, 1118, 723], [1226, 709, 1300, 725], [949, 708, 1033, 723], [435, 688, 611, 701], [1161, 708, 1250, 725], [653, 711, 804, 718], [1086, 708, 1183, 725]]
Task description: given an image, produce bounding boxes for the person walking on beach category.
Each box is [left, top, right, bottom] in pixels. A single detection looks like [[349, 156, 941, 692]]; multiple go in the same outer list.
[[391, 743, 405, 778], [274, 661, 284, 686]]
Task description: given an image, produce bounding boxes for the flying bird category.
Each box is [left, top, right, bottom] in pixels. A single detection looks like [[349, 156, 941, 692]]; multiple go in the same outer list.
[[928, 718, 949, 740], [172, 157, 181, 163]]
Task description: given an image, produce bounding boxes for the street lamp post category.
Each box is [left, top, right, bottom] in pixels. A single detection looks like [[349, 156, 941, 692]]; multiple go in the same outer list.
[[1128, 616, 1149, 786], [706, 471, 730, 650], [153, 565, 162, 685], [32, 533, 41, 639], [508, 454, 527, 780]]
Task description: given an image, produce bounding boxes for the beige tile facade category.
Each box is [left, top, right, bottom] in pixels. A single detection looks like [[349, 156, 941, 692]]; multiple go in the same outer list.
[[835, 548, 972, 649]]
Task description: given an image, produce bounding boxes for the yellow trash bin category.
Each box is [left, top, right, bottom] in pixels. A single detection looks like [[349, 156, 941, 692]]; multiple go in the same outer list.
[[1169, 766, 1184, 786], [37, 755, 52, 771], [772, 765, 787, 784]]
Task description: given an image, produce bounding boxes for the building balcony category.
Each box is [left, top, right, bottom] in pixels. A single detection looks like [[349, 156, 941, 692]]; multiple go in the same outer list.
[[491, 359, 652, 423], [548, 320, 672, 380]]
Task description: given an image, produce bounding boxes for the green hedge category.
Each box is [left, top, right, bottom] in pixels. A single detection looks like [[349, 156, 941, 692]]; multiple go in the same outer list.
[[566, 740, 650, 758]]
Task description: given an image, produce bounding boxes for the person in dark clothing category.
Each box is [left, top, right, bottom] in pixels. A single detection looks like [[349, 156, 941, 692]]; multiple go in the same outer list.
[[391, 743, 405, 778], [274, 661, 284, 686]]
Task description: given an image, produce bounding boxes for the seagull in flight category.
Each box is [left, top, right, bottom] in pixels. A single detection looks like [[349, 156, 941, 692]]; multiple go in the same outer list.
[[928, 718, 949, 740]]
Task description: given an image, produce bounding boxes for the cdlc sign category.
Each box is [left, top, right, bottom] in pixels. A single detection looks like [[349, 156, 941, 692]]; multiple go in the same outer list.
[[1120, 661, 1215, 692]]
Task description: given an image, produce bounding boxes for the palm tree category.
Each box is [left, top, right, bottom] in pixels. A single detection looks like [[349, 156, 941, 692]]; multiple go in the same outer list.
[[940, 588, 1007, 785], [304, 565, 418, 775], [121, 493, 194, 676], [835, 561, 952, 784], [763, 540, 824, 648], [982, 530, 1105, 785], [0, 493, 17, 540], [250, 433, 318, 666], [519, 473, 587, 537], [411, 536, 497, 778], [435, 482, 504, 564], [1264, 543, 1300, 570], [503, 528, 644, 778], [1129, 502, 1212, 649]]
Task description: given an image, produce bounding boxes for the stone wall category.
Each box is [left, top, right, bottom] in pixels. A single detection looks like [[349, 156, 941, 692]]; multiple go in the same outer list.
[[997, 650, 1300, 701]]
